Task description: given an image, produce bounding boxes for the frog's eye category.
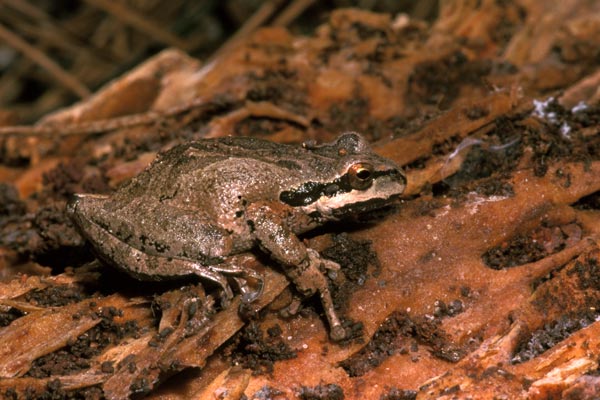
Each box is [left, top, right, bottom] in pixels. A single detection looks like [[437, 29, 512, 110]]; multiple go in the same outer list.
[[348, 163, 374, 190]]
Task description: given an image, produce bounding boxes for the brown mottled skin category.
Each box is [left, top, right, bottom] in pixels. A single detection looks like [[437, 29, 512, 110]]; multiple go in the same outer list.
[[68, 132, 406, 340]]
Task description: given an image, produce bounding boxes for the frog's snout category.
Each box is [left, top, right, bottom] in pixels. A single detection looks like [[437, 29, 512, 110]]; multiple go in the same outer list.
[[66, 193, 110, 229], [66, 193, 83, 216], [377, 167, 407, 196], [67, 193, 83, 214], [390, 168, 407, 186], [66, 194, 89, 234]]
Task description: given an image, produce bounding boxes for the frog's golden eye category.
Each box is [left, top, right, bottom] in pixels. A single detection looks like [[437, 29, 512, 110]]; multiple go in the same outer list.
[[348, 163, 374, 190]]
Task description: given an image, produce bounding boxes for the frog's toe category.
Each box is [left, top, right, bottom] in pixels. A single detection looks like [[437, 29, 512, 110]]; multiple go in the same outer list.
[[235, 276, 264, 303], [241, 291, 259, 304], [330, 324, 347, 342], [211, 274, 234, 307], [190, 264, 234, 305], [279, 296, 303, 318], [306, 248, 340, 271], [321, 258, 341, 272]]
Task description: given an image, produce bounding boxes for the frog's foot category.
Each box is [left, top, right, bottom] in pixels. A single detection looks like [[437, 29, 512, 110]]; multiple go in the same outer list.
[[210, 258, 264, 304], [295, 249, 346, 341], [309, 249, 340, 272], [189, 264, 235, 307], [68, 210, 239, 307], [319, 287, 346, 341], [279, 295, 303, 318]]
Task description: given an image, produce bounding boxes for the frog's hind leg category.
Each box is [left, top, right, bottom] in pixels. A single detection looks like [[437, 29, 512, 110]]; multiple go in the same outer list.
[[70, 206, 236, 302], [70, 197, 263, 305]]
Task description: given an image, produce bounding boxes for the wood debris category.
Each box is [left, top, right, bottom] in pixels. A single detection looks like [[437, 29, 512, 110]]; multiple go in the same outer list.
[[1, 2, 600, 399]]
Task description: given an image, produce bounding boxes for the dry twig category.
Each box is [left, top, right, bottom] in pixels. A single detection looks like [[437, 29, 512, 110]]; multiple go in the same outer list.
[[0, 23, 90, 98]]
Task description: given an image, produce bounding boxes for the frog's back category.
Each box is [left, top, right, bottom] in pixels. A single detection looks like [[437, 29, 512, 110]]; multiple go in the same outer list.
[[114, 137, 336, 213], [113, 138, 308, 199], [87, 137, 315, 261]]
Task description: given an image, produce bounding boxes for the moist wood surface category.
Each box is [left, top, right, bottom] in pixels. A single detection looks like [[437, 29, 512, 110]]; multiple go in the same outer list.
[[1, 2, 600, 399]]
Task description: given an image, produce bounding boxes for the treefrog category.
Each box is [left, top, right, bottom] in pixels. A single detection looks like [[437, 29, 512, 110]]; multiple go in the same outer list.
[[68, 132, 406, 340]]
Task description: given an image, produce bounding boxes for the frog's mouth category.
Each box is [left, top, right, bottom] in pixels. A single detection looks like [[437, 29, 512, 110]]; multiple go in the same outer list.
[[305, 174, 405, 220], [328, 194, 401, 219]]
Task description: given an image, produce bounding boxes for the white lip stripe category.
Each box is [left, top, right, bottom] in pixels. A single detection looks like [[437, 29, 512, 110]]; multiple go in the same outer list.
[[300, 179, 405, 219]]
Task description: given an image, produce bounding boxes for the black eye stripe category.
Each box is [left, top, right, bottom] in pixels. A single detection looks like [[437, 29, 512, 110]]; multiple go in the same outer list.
[[280, 177, 348, 206], [279, 170, 393, 206]]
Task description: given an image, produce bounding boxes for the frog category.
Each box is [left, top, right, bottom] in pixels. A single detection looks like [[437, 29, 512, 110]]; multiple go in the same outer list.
[[68, 132, 406, 341]]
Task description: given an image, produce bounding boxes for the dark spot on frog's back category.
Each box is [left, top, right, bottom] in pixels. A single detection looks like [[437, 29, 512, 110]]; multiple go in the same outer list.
[[153, 241, 170, 254], [275, 159, 301, 170], [139, 234, 170, 254]]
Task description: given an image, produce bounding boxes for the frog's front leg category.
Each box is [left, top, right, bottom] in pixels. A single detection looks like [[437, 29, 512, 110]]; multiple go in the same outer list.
[[246, 202, 346, 341]]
